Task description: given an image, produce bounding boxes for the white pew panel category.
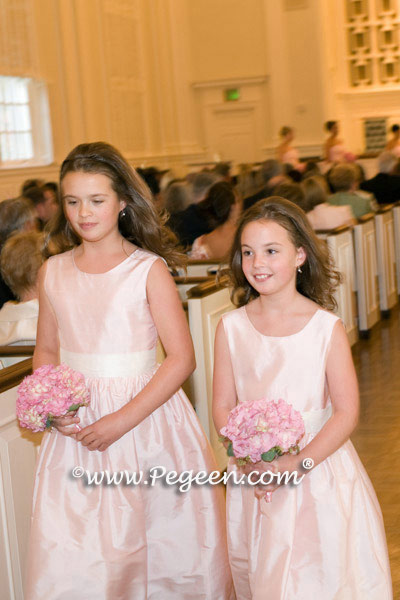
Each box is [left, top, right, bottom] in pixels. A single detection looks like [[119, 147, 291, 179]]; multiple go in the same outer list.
[[0, 361, 41, 600], [187, 284, 234, 470], [317, 228, 358, 346], [392, 204, 400, 296], [353, 216, 380, 334], [374, 207, 397, 314]]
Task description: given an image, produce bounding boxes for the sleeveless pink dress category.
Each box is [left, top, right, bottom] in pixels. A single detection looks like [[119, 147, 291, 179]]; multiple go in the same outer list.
[[26, 248, 233, 600], [222, 307, 392, 600]]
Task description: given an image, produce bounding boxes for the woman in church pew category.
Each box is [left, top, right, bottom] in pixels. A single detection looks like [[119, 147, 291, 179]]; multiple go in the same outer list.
[[0, 230, 44, 367], [190, 181, 241, 261]]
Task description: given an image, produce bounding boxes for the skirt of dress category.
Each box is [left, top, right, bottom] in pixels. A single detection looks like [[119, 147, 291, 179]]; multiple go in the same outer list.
[[25, 368, 234, 600], [227, 435, 392, 600]]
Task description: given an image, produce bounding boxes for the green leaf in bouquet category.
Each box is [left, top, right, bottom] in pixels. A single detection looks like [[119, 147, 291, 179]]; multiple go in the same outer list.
[[289, 444, 300, 455], [227, 442, 234, 457], [261, 448, 277, 462], [275, 446, 284, 456], [68, 403, 81, 412], [45, 415, 53, 429]]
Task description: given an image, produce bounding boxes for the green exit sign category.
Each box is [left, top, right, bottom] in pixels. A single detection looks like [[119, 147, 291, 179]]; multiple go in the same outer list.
[[224, 88, 240, 102]]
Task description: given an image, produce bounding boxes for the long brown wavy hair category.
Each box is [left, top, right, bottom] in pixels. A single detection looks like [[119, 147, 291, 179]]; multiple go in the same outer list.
[[228, 196, 342, 310], [44, 142, 185, 268]]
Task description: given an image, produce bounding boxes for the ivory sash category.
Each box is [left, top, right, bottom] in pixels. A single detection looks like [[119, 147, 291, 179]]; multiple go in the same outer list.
[[60, 347, 156, 378]]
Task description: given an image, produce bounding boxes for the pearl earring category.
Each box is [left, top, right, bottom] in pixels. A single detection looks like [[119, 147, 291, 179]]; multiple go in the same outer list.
[[119, 208, 126, 218], [297, 265, 302, 273]]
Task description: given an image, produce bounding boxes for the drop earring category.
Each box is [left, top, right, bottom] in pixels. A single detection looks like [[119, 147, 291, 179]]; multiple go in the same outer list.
[[297, 265, 302, 274]]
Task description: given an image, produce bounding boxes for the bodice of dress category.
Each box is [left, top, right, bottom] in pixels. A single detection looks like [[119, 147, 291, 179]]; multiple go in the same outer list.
[[44, 248, 160, 377], [222, 307, 339, 415]]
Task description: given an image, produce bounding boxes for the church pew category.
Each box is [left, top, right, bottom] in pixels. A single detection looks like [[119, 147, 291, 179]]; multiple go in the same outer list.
[[0, 359, 38, 600], [187, 259, 227, 277], [392, 202, 400, 297], [174, 275, 212, 301], [316, 226, 358, 346], [0, 346, 35, 370], [352, 213, 380, 336], [186, 279, 234, 470], [374, 205, 398, 316]]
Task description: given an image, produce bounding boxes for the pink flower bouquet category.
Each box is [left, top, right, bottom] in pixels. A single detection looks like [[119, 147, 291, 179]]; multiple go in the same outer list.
[[16, 364, 90, 432], [220, 398, 305, 466]]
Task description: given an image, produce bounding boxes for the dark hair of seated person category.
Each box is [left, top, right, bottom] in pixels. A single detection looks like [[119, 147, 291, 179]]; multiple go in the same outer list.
[[198, 181, 236, 229], [273, 181, 307, 212], [196, 182, 236, 230]]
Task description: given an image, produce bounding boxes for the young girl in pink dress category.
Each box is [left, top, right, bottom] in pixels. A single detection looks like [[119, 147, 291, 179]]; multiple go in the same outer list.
[[213, 197, 392, 599], [26, 142, 233, 599]]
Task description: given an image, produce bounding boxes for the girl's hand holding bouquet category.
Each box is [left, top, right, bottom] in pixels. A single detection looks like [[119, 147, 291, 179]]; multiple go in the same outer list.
[[16, 364, 89, 435], [220, 398, 305, 501]]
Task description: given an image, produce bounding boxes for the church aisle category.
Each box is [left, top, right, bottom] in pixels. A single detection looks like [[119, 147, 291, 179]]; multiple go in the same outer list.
[[351, 306, 400, 598]]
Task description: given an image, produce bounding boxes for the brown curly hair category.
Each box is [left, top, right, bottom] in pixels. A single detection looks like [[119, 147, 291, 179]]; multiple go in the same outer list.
[[44, 142, 185, 269], [227, 196, 342, 310]]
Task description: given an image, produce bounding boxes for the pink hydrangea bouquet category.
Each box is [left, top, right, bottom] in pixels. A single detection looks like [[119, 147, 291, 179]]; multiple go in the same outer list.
[[220, 398, 305, 466], [16, 364, 90, 432]]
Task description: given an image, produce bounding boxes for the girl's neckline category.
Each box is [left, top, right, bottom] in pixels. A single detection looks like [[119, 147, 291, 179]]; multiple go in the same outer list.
[[243, 306, 321, 339], [71, 246, 139, 275]]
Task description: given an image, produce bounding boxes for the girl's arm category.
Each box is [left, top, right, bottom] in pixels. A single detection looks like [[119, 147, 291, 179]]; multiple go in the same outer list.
[[76, 259, 196, 451], [33, 262, 80, 435], [33, 263, 59, 369], [212, 319, 237, 444]]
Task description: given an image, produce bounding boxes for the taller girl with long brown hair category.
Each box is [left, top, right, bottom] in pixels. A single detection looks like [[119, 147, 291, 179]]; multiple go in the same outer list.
[[213, 197, 392, 599], [26, 142, 233, 599]]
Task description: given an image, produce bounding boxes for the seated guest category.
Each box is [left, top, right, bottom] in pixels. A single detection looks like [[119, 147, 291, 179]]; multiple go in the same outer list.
[[273, 181, 307, 211], [360, 151, 400, 205], [21, 178, 45, 194], [24, 185, 58, 229], [302, 176, 355, 230], [164, 181, 191, 216], [190, 182, 240, 261], [385, 124, 400, 157], [302, 160, 322, 180], [0, 231, 44, 367], [167, 172, 219, 246], [243, 160, 285, 211], [0, 197, 38, 309], [212, 162, 232, 183], [328, 164, 375, 218]]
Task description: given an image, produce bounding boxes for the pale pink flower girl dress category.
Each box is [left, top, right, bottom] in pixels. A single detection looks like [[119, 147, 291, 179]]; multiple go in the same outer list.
[[222, 307, 392, 600], [26, 248, 233, 599]]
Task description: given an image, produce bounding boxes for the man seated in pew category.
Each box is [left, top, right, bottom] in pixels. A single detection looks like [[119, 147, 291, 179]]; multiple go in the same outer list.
[[360, 151, 400, 205], [0, 230, 44, 367], [301, 176, 356, 230], [328, 163, 376, 218], [243, 159, 286, 211]]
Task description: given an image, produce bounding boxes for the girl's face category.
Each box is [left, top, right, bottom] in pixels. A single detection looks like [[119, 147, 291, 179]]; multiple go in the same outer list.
[[62, 171, 126, 242], [240, 219, 305, 297]]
